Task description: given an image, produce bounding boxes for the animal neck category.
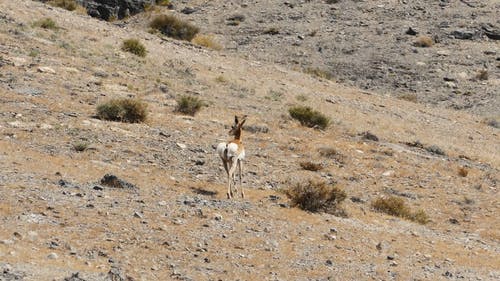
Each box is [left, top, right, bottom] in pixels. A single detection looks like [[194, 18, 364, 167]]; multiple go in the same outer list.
[[232, 129, 242, 143]]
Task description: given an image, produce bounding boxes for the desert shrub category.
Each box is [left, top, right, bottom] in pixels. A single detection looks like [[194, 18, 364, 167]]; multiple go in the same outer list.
[[476, 70, 489, 81], [121, 39, 147, 57], [263, 27, 280, 35], [372, 196, 429, 224], [285, 180, 347, 215], [73, 142, 89, 152], [33, 18, 57, 29], [398, 93, 418, 103], [227, 14, 245, 26], [156, 0, 171, 6], [289, 106, 330, 129], [149, 14, 199, 41], [484, 118, 499, 129], [192, 34, 222, 50], [458, 167, 468, 177], [426, 145, 445, 156], [175, 95, 204, 116], [304, 67, 333, 80], [97, 98, 148, 123], [414, 35, 433, 47], [48, 0, 78, 11], [300, 161, 323, 171]]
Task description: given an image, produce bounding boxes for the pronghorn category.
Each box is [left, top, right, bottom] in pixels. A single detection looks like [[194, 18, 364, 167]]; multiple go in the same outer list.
[[216, 115, 247, 199]]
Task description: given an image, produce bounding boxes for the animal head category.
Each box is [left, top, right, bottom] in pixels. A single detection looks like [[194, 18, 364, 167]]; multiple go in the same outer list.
[[229, 115, 247, 136]]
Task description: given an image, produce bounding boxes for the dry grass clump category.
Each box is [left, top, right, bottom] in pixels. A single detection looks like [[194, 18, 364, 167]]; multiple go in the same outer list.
[[155, 0, 171, 6], [304, 67, 333, 80], [300, 161, 323, 171], [73, 142, 89, 152], [458, 167, 469, 177], [414, 35, 433, 47], [398, 93, 418, 103], [33, 18, 58, 30], [121, 39, 147, 57], [476, 70, 489, 81], [175, 95, 204, 116], [48, 0, 78, 11], [149, 14, 199, 41], [372, 196, 429, 224], [285, 180, 347, 215], [263, 27, 280, 35], [192, 34, 222, 50], [97, 98, 148, 123], [318, 147, 345, 164], [289, 106, 330, 130], [226, 14, 245, 26]]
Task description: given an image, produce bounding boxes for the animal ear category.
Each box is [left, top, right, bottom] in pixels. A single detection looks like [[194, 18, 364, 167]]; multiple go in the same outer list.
[[234, 115, 239, 124], [240, 118, 246, 127]]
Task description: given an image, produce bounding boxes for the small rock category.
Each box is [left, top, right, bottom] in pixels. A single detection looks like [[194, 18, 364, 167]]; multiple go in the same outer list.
[[181, 7, 196, 14], [449, 218, 459, 224], [100, 174, 137, 189], [382, 170, 395, 177], [176, 143, 187, 149], [47, 252, 58, 259], [451, 30, 475, 40], [325, 259, 333, 266], [133, 211, 143, 219], [38, 66, 56, 74], [360, 131, 379, 141], [324, 234, 336, 241], [405, 27, 418, 36], [214, 214, 223, 221]]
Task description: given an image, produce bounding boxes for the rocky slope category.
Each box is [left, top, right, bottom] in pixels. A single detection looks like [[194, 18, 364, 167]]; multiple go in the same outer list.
[[129, 0, 500, 117], [0, 1, 499, 280]]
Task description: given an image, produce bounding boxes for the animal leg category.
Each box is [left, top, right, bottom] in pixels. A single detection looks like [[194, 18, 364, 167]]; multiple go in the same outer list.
[[227, 159, 238, 199], [238, 160, 244, 198]]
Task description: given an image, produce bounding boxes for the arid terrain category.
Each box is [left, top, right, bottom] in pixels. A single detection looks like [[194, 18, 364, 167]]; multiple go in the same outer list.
[[0, 1, 499, 280]]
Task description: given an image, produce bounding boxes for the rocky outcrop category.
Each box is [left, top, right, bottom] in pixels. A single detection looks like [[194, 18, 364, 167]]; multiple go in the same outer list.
[[76, 0, 155, 20]]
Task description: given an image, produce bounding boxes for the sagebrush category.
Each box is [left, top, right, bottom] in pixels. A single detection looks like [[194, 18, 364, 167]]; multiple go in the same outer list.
[[97, 98, 148, 123], [372, 196, 429, 224], [285, 180, 347, 216], [122, 39, 147, 57], [289, 106, 330, 129], [175, 95, 204, 116], [149, 15, 199, 41]]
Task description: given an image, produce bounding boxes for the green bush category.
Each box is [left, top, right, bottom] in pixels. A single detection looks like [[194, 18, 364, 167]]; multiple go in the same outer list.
[[149, 14, 199, 41], [175, 95, 204, 116], [372, 196, 429, 224], [289, 106, 330, 129], [48, 0, 78, 11], [121, 39, 147, 57], [33, 18, 57, 29], [97, 98, 148, 123], [285, 180, 347, 215]]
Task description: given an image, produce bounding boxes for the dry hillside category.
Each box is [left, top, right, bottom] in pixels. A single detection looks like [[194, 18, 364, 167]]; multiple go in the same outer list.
[[0, 1, 499, 280]]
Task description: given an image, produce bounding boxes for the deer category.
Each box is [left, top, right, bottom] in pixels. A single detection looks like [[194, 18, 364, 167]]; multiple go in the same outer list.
[[216, 115, 247, 199]]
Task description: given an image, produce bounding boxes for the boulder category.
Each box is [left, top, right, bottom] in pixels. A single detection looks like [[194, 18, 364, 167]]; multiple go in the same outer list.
[[76, 0, 155, 20]]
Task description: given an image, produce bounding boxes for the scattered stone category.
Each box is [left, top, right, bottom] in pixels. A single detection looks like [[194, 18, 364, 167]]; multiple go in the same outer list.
[[243, 124, 269, 133], [176, 143, 187, 149], [360, 131, 379, 141], [449, 218, 459, 224], [326, 259, 333, 266], [426, 145, 446, 156], [37, 66, 56, 74], [181, 7, 196, 14], [93, 185, 104, 191], [47, 252, 58, 259], [451, 30, 475, 40], [405, 27, 418, 36], [214, 214, 223, 221], [64, 272, 87, 281], [15, 87, 44, 96], [100, 174, 137, 189]]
